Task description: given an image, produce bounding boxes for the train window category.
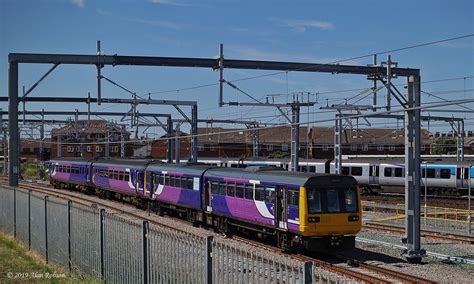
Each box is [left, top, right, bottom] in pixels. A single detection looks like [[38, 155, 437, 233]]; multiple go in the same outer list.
[[422, 168, 435, 178], [376, 166, 380, 177], [344, 188, 358, 212], [351, 167, 363, 176], [326, 189, 341, 213], [109, 171, 114, 179], [227, 182, 235, 197], [210, 181, 219, 194], [118, 172, 124, 181], [218, 182, 227, 195], [306, 188, 322, 213], [165, 175, 171, 186], [301, 166, 307, 172], [394, 168, 403, 177], [175, 177, 182, 188], [464, 168, 470, 179], [158, 174, 165, 185], [244, 184, 254, 200], [265, 187, 275, 203], [125, 172, 130, 181], [384, 168, 392, 177], [440, 169, 451, 179], [341, 167, 350, 175], [255, 185, 265, 201], [288, 189, 299, 207], [309, 166, 316, 173], [235, 184, 245, 198], [181, 177, 190, 189]]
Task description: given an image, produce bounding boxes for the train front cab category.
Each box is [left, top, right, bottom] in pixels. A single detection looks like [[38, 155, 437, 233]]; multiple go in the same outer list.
[[299, 175, 361, 251]]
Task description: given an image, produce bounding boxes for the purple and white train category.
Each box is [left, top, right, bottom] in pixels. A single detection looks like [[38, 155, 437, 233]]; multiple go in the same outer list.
[[49, 157, 362, 251]]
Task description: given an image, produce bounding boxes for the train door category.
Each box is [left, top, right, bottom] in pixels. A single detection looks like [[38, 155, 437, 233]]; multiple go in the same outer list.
[[145, 172, 153, 198], [204, 179, 212, 212], [457, 167, 470, 189], [276, 186, 288, 230], [324, 160, 331, 174], [135, 171, 144, 193], [369, 165, 379, 185]]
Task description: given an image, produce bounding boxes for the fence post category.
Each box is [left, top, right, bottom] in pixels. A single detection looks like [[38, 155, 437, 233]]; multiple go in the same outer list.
[[303, 261, 313, 284], [206, 235, 213, 284], [44, 196, 49, 264], [143, 221, 149, 284], [13, 186, 16, 238], [100, 208, 105, 280], [28, 189, 31, 250], [67, 200, 72, 274]]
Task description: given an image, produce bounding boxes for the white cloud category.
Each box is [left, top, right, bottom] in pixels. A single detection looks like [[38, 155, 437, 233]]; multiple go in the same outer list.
[[150, 0, 188, 6], [282, 19, 335, 32], [128, 18, 181, 30], [71, 0, 85, 8]]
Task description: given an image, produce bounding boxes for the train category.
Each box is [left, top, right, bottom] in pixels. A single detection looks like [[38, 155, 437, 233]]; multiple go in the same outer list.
[[48, 157, 362, 251], [195, 157, 474, 196]]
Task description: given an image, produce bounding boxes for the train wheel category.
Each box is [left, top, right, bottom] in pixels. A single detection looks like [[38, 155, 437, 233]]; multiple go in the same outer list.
[[217, 218, 231, 237], [186, 210, 197, 226], [278, 232, 290, 252]]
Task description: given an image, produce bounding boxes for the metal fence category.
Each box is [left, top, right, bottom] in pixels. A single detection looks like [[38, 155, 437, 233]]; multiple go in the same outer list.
[[0, 185, 355, 283]]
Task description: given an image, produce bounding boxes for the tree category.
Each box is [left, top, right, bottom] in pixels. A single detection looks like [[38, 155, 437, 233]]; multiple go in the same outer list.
[[431, 138, 457, 155], [268, 150, 289, 159]]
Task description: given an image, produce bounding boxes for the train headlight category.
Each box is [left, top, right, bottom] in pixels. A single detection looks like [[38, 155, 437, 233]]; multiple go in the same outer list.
[[308, 217, 320, 223], [348, 215, 359, 222]]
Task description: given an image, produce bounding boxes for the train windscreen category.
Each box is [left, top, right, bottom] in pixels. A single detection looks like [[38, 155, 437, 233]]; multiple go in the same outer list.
[[306, 187, 358, 214]]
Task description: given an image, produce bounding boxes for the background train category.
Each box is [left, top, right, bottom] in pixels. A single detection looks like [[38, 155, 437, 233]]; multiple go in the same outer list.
[[49, 157, 361, 251], [193, 157, 474, 196]]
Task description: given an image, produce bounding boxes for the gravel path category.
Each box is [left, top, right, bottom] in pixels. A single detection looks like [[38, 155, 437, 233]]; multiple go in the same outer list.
[[350, 230, 474, 283]]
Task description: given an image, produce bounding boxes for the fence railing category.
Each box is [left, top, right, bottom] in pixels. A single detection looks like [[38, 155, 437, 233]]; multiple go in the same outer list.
[[0, 186, 358, 283]]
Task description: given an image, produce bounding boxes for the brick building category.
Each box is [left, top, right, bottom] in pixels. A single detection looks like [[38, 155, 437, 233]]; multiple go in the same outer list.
[[50, 120, 131, 159], [20, 138, 51, 162], [310, 127, 432, 158], [137, 126, 441, 160], [258, 126, 309, 157]]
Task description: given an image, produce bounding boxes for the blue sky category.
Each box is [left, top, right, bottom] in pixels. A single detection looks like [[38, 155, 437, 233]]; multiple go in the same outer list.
[[1, 0, 473, 137]]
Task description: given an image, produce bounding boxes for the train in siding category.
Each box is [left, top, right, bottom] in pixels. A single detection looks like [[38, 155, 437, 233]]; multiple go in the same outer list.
[[195, 158, 474, 196], [48, 157, 361, 251]]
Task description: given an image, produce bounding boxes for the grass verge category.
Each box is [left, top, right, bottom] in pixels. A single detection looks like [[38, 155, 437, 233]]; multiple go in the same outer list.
[[0, 230, 99, 283]]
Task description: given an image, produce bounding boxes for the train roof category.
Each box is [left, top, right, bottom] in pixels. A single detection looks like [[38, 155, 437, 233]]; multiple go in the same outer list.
[[146, 163, 213, 175], [49, 157, 92, 165], [340, 158, 474, 166], [92, 157, 156, 168], [204, 166, 357, 187]]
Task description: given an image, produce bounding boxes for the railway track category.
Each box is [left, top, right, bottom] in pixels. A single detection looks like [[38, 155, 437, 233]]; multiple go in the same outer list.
[[3, 180, 435, 283], [363, 194, 470, 210], [363, 222, 474, 244], [233, 235, 434, 283]]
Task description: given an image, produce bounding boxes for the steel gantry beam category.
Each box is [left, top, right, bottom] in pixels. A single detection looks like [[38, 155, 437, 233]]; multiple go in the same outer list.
[[9, 53, 419, 76], [8, 47, 424, 263]]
